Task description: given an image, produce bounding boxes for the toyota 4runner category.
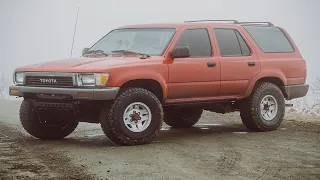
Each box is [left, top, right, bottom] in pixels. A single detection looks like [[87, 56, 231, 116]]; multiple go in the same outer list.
[[9, 20, 309, 145]]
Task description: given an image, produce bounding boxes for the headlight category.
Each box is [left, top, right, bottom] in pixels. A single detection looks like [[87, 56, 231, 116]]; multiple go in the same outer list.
[[14, 72, 25, 85], [77, 73, 109, 87], [79, 74, 95, 86]]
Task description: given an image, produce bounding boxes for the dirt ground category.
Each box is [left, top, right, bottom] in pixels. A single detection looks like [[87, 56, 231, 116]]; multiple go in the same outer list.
[[0, 99, 319, 180]]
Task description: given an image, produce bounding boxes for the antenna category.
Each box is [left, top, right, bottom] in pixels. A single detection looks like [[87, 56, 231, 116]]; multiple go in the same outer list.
[[70, 7, 79, 58]]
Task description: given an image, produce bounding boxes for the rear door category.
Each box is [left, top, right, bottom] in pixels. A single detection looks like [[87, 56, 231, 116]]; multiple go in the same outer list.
[[167, 26, 220, 100], [213, 27, 260, 97]]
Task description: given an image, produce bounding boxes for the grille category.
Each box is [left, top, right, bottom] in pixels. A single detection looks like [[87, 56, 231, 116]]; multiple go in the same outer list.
[[25, 76, 74, 87]]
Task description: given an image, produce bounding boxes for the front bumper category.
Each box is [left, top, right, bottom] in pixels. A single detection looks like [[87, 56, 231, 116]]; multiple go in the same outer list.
[[285, 84, 309, 100], [9, 85, 120, 100]]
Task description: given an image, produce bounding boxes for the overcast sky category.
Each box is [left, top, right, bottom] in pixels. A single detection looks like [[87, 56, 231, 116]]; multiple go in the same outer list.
[[0, 0, 319, 84]]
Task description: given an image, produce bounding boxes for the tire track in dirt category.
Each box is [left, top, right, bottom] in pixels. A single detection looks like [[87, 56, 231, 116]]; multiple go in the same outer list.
[[254, 130, 318, 180], [0, 130, 55, 179], [0, 122, 94, 180], [255, 129, 320, 180], [215, 131, 284, 180], [253, 134, 284, 180], [163, 132, 243, 177], [257, 165, 282, 180], [216, 146, 242, 175]]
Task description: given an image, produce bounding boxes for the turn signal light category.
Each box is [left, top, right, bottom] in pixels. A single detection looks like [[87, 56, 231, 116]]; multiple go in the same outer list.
[[77, 92, 93, 98], [10, 89, 19, 95]]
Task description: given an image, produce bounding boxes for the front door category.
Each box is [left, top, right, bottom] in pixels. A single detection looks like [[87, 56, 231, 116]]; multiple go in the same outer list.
[[167, 27, 221, 100]]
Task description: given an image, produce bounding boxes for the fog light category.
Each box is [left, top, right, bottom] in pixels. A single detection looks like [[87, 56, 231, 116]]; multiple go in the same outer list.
[[77, 92, 93, 98], [10, 89, 19, 95]]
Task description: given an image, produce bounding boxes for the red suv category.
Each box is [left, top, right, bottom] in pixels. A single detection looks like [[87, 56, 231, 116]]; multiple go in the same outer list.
[[10, 20, 308, 145]]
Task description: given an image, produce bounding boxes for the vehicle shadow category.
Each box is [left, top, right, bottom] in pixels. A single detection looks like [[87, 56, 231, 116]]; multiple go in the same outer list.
[[21, 123, 250, 148], [157, 123, 249, 141]]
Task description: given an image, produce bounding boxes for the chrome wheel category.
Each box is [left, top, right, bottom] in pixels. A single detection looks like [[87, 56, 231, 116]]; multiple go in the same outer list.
[[123, 102, 152, 132], [260, 95, 278, 121]]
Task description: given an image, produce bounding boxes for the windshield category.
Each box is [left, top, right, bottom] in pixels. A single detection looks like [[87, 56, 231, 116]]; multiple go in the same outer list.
[[89, 28, 176, 56]]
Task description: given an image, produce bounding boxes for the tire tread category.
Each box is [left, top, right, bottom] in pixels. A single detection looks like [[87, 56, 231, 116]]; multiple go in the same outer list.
[[240, 82, 285, 131], [20, 100, 78, 139], [100, 88, 163, 146]]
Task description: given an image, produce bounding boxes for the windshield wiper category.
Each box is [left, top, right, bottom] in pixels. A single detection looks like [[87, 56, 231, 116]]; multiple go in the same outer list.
[[111, 49, 150, 58], [84, 50, 108, 56]]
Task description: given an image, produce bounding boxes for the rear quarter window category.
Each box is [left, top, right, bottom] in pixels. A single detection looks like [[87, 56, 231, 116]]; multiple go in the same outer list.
[[243, 26, 294, 53]]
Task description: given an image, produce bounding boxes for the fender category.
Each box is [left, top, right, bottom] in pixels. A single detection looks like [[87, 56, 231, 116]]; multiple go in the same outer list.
[[106, 66, 168, 99], [243, 69, 287, 98]]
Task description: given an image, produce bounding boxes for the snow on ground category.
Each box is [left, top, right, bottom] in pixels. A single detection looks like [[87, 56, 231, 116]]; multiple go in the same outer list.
[[287, 104, 320, 116]]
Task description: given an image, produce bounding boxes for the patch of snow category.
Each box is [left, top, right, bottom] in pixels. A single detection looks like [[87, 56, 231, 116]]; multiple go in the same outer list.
[[200, 123, 221, 126], [287, 104, 320, 116], [84, 134, 105, 137], [233, 132, 248, 134], [161, 127, 171, 131]]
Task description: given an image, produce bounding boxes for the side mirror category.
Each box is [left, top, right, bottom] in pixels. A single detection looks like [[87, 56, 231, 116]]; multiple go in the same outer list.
[[82, 48, 90, 56], [170, 46, 190, 58]]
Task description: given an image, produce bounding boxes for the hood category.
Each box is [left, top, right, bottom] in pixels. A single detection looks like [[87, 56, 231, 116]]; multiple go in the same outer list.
[[16, 55, 163, 73]]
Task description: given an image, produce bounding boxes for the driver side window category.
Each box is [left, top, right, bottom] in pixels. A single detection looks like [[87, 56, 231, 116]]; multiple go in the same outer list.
[[175, 29, 212, 57]]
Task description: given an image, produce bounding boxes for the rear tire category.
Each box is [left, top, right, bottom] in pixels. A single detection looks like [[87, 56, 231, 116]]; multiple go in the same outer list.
[[100, 88, 163, 146], [240, 82, 285, 131], [20, 100, 78, 139], [164, 107, 203, 128]]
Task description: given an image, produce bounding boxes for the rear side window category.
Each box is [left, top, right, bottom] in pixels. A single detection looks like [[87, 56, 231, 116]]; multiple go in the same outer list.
[[235, 30, 251, 56], [175, 29, 212, 57], [214, 28, 251, 56], [243, 26, 294, 53]]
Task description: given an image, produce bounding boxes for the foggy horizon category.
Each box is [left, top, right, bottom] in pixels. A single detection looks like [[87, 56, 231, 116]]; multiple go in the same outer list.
[[1, 0, 319, 85]]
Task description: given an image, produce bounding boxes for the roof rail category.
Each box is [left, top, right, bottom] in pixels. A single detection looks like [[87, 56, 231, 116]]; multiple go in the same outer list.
[[239, 22, 274, 26], [184, 20, 239, 24]]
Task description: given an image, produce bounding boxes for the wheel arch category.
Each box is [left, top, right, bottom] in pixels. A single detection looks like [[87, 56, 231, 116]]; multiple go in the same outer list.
[[120, 79, 165, 103], [245, 75, 288, 98]]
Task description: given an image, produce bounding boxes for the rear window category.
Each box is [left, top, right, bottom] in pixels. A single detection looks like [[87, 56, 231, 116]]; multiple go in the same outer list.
[[243, 26, 294, 53], [214, 28, 251, 56]]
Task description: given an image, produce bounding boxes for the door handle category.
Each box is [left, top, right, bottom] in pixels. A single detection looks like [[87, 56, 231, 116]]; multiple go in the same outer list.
[[248, 62, 256, 66], [207, 62, 216, 67]]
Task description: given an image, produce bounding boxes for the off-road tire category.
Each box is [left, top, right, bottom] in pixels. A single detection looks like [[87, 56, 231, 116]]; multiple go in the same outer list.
[[164, 107, 203, 128], [240, 82, 285, 131], [20, 100, 78, 139], [100, 88, 163, 146]]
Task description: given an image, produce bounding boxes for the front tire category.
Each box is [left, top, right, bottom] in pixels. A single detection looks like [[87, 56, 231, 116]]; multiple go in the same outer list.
[[240, 82, 285, 131], [100, 88, 163, 146], [20, 100, 78, 139], [164, 107, 203, 128]]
